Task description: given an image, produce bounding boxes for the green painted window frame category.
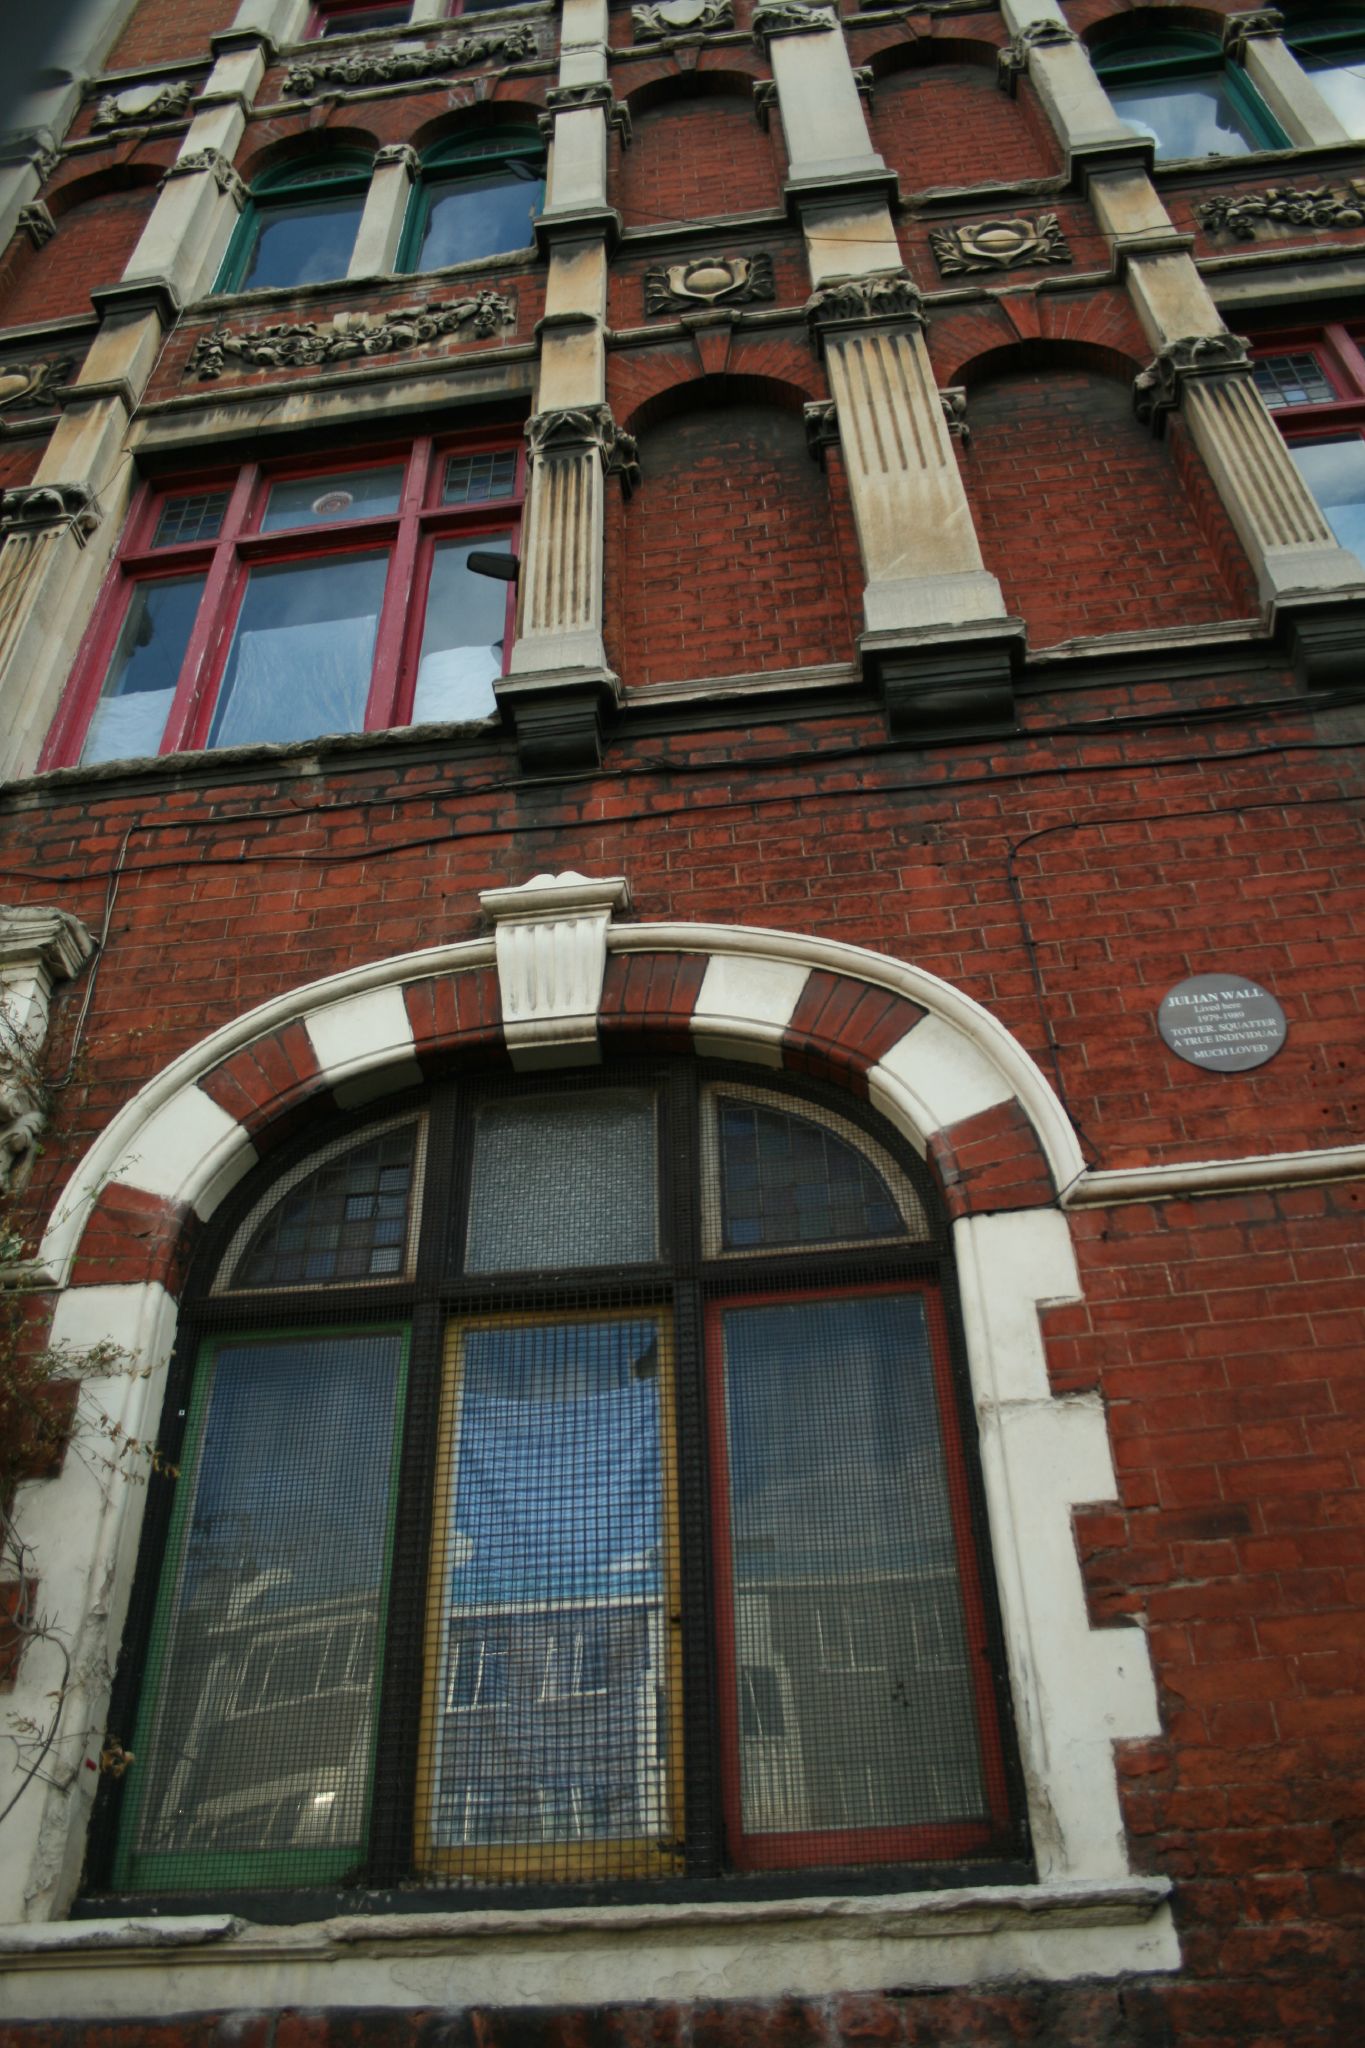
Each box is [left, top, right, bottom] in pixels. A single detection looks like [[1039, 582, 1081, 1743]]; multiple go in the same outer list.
[[1093, 29, 1291, 157], [214, 154, 374, 296], [396, 131, 546, 276]]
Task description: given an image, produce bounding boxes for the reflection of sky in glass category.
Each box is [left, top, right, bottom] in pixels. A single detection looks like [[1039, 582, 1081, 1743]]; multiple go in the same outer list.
[[181, 1332, 404, 1609], [449, 1320, 662, 1607], [208, 552, 387, 749], [418, 170, 543, 269], [1109, 77, 1257, 160], [1291, 437, 1365, 561], [81, 575, 204, 765], [1300, 47, 1365, 137], [412, 540, 510, 722], [724, 1296, 953, 1581], [241, 197, 363, 290]]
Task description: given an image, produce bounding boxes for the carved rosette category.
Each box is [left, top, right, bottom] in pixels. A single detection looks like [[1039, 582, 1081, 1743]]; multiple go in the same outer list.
[[0, 358, 73, 415], [1194, 183, 1365, 239], [185, 292, 516, 380], [751, 0, 837, 47], [1223, 9, 1285, 61], [805, 269, 927, 353], [632, 0, 734, 46], [998, 20, 1080, 93], [930, 215, 1071, 278], [480, 872, 632, 1069], [0, 484, 101, 541], [1133, 333, 1253, 431], [93, 80, 194, 129], [526, 405, 641, 497], [644, 252, 774, 315], [281, 25, 538, 99]]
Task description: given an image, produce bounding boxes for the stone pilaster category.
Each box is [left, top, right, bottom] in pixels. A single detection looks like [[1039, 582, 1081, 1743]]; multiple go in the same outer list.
[[807, 276, 1019, 734], [350, 145, 418, 278], [998, 1, 1150, 183], [1223, 11, 1353, 146], [753, 2, 893, 213]]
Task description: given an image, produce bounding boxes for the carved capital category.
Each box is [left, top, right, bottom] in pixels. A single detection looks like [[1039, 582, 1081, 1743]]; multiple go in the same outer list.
[[0, 483, 101, 542], [804, 398, 838, 465], [752, 78, 779, 130], [632, 0, 734, 45], [752, 0, 837, 47], [930, 213, 1071, 278], [940, 386, 969, 443], [644, 250, 774, 314], [480, 872, 631, 1069], [0, 356, 73, 414], [17, 203, 55, 251], [806, 269, 926, 351], [1133, 333, 1252, 430], [374, 143, 420, 177], [546, 81, 613, 113], [1223, 10, 1285, 61], [185, 291, 516, 379], [998, 20, 1079, 94], [853, 65, 874, 108], [92, 79, 193, 129], [162, 148, 248, 208], [0, 904, 94, 1191], [526, 404, 641, 496], [1193, 182, 1365, 239]]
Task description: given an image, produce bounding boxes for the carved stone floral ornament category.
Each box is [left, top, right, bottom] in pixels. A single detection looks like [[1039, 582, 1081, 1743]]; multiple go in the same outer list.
[[930, 214, 1070, 277], [632, 0, 734, 45], [282, 25, 538, 98], [0, 906, 94, 1193], [1194, 182, 1365, 239], [93, 80, 194, 129], [0, 484, 101, 541], [0, 358, 73, 415], [644, 252, 774, 314], [751, 0, 837, 43], [1133, 332, 1252, 430], [805, 269, 926, 348], [185, 292, 516, 379]]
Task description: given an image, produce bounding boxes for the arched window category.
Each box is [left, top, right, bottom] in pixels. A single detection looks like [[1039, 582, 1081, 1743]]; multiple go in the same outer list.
[[93, 1067, 1020, 1898], [398, 133, 545, 274], [1093, 30, 1289, 160], [1285, 10, 1365, 134], [215, 155, 372, 295]]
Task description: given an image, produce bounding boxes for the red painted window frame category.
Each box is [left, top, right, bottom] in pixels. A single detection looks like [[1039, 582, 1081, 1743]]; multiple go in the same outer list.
[[43, 433, 523, 770], [703, 1279, 1014, 1875], [1251, 322, 1365, 441]]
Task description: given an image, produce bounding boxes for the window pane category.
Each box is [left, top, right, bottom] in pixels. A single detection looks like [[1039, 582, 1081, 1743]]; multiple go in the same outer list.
[[208, 551, 388, 749], [1108, 77, 1259, 159], [719, 1296, 987, 1852], [227, 1122, 419, 1287], [1299, 46, 1365, 136], [152, 491, 230, 547], [425, 1317, 673, 1873], [113, 1329, 407, 1889], [443, 452, 517, 504], [320, 2, 410, 31], [1254, 352, 1336, 410], [716, 1098, 918, 1250], [80, 575, 204, 766], [411, 539, 510, 723], [262, 466, 405, 532], [464, 1090, 659, 1272], [416, 168, 543, 269], [240, 196, 364, 291], [1290, 436, 1365, 559]]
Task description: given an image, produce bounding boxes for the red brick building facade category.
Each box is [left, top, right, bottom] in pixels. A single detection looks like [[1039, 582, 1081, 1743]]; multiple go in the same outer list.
[[0, 3, 1361, 2044]]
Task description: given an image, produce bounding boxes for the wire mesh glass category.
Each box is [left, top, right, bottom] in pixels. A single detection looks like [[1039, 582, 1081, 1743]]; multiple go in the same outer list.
[[112, 1328, 407, 1891], [464, 1089, 659, 1273], [713, 1092, 923, 1251]]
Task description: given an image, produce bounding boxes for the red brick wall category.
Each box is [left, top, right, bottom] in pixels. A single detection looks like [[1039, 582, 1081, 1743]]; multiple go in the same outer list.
[[605, 399, 859, 684], [106, 0, 237, 70], [869, 63, 1061, 192], [0, 187, 157, 329], [612, 94, 783, 228], [960, 365, 1258, 644]]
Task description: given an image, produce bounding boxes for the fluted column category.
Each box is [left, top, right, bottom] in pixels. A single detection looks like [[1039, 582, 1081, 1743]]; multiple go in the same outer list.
[[495, 0, 626, 767]]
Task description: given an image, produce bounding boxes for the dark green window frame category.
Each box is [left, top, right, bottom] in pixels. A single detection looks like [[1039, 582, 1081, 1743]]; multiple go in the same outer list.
[[396, 132, 546, 276], [1093, 30, 1291, 160], [215, 154, 374, 296]]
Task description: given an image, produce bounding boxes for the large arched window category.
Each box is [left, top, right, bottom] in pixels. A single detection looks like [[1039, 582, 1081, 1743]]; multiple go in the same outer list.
[[216, 155, 372, 294], [1093, 30, 1289, 160], [399, 133, 545, 274], [93, 1066, 1021, 1900]]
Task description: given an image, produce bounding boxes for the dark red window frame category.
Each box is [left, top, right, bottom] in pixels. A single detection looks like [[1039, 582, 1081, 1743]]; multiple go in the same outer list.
[[1251, 321, 1365, 439], [704, 1280, 1014, 1874], [43, 433, 523, 770]]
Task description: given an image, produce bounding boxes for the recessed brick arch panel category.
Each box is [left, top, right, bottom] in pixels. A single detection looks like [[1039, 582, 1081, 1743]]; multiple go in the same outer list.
[[868, 52, 1061, 192], [611, 83, 783, 227]]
